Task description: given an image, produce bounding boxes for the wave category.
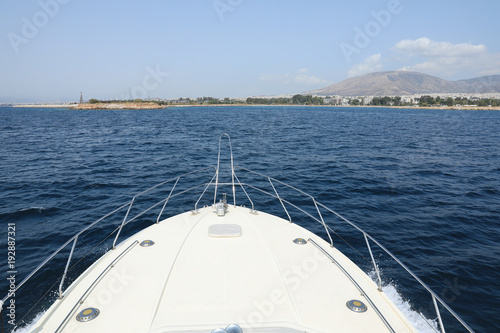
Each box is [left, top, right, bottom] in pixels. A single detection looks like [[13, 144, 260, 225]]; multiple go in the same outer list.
[[18, 207, 46, 214], [368, 270, 439, 332], [383, 282, 439, 332], [83, 182, 130, 190], [12, 311, 46, 333], [0, 207, 46, 219]]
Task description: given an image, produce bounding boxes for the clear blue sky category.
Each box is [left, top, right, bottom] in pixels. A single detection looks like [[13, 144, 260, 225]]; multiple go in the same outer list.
[[1, 0, 499, 103]]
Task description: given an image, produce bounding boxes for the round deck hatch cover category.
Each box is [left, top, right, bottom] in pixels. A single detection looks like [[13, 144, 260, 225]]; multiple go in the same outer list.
[[140, 240, 155, 247], [293, 238, 307, 245], [76, 307, 100, 322], [346, 300, 368, 312]]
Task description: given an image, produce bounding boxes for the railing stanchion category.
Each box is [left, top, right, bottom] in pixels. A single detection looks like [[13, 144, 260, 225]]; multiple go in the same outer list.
[[433, 294, 446, 333], [313, 200, 333, 248], [364, 233, 382, 291], [113, 198, 134, 249], [58, 236, 78, 299], [234, 172, 256, 213], [157, 177, 180, 223], [269, 178, 291, 223], [194, 173, 217, 213]]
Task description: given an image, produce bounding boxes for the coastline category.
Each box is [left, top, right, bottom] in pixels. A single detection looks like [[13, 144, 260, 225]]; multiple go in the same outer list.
[[5, 103, 500, 111], [12, 104, 78, 108], [70, 102, 166, 110], [169, 104, 500, 111]]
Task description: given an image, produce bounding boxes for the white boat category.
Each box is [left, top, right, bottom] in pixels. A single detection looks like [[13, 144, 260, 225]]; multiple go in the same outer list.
[[1, 134, 474, 333]]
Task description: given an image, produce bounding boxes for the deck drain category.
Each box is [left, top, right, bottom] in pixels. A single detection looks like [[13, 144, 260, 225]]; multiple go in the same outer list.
[[76, 307, 100, 322], [293, 238, 307, 245], [140, 240, 155, 247], [346, 300, 367, 313]]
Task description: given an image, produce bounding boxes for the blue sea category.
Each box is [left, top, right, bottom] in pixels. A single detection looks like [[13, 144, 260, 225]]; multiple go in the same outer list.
[[0, 106, 499, 332]]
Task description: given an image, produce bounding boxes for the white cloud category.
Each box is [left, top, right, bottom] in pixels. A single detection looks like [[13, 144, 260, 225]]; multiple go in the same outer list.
[[259, 69, 332, 86], [294, 68, 332, 85], [393, 37, 500, 78], [348, 54, 383, 77], [394, 37, 486, 57]]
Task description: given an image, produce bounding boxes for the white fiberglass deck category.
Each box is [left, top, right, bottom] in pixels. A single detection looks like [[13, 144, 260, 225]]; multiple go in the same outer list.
[[33, 205, 416, 333]]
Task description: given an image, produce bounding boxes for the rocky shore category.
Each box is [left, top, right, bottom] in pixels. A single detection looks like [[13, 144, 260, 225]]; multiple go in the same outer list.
[[71, 103, 166, 110]]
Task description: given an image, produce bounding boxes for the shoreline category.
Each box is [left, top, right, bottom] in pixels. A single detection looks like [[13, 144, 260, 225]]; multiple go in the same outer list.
[[71, 102, 166, 110], [165, 104, 500, 111], [5, 103, 500, 111], [12, 104, 78, 108]]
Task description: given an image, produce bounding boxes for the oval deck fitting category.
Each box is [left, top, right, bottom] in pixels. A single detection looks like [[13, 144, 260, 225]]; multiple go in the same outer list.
[[76, 307, 100, 322], [347, 300, 368, 313], [140, 240, 155, 247]]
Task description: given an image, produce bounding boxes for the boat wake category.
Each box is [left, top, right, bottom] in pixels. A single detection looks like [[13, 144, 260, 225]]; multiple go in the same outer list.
[[369, 270, 439, 332], [12, 311, 45, 333]]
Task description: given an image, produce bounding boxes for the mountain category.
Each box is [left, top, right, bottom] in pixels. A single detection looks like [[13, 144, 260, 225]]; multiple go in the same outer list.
[[306, 71, 500, 96], [456, 75, 500, 93]]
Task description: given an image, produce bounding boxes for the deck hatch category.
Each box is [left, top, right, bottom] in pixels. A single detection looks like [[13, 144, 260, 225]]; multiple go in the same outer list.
[[208, 224, 242, 238]]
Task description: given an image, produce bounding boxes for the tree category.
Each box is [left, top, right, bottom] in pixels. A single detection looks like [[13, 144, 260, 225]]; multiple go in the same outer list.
[[446, 97, 454, 106], [292, 94, 304, 104], [88, 98, 100, 104], [419, 95, 435, 106]]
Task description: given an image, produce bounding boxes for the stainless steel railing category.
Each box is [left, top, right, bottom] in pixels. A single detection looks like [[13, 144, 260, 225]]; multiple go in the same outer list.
[[0, 166, 216, 308], [0, 160, 474, 333], [230, 165, 475, 333]]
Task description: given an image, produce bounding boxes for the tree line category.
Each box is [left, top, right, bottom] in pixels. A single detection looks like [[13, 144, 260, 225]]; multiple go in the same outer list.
[[87, 95, 326, 106], [369, 95, 500, 107], [418, 96, 500, 107], [246, 95, 324, 105], [87, 95, 500, 107]]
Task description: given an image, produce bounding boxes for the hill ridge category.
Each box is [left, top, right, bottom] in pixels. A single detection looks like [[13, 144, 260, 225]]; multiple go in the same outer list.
[[306, 71, 500, 96]]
